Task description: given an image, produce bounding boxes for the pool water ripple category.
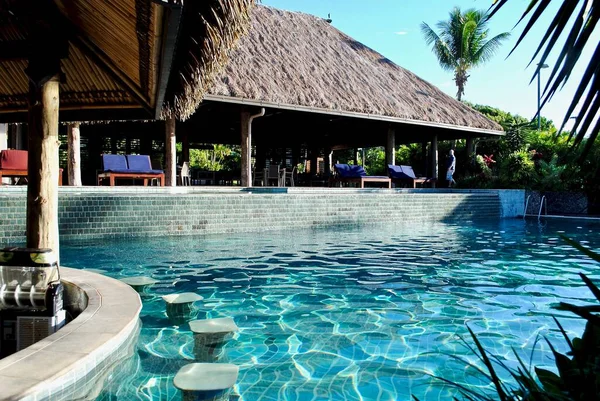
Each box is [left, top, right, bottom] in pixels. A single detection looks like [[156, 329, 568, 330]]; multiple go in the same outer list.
[[60, 219, 600, 401]]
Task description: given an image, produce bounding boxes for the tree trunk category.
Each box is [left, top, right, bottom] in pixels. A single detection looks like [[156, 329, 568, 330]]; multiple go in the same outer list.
[[386, 127, 396, 166], [27, 75, 60, 254], [455, 68, 468, 102], [430, 135, 438, 186], [67, 122, 82, 186]]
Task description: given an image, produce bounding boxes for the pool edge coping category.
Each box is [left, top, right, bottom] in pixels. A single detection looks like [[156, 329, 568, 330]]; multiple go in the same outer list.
[[0, 267, 141, 400]]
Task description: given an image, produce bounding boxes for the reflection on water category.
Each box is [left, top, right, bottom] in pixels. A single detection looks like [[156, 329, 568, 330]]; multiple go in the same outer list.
[[61, 219, 600, 401]]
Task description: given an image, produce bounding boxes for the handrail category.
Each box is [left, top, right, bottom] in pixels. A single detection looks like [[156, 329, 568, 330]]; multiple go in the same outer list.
[[538, 196, 547, 220], [523, 195, 531, 219]]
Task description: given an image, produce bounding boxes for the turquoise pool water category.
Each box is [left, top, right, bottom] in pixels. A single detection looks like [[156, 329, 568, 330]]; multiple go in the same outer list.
[[61, 219, 600, 400]]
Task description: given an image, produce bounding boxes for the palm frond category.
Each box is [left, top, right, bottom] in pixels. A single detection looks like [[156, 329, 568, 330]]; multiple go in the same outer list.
[[421, 22, 457, 71], [422, 7, 509, 100], [473, 32, 511, 66], [489, 0, 600, 156]]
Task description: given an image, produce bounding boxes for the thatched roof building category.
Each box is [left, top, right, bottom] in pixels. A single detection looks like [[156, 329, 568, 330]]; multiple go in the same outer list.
[[200, 5, 502, 140], [0, 0, 254, 122]]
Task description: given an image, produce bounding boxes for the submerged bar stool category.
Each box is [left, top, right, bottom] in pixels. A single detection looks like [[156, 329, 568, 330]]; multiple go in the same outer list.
[[174, 363, 239, 401], [162, 292, 203, 322], [189, 317, 238, 362], [120, 276, 158, 294]]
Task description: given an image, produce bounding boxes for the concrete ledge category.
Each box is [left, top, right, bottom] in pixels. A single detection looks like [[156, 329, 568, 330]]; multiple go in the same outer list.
[[0, 267, 141, 401]]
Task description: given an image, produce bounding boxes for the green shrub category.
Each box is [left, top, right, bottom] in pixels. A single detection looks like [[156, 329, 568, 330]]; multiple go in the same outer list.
[[499, 150, 535, 188]]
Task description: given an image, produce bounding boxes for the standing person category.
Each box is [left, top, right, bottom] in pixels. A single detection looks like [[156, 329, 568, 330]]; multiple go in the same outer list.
[[446, 149, 456, 187]]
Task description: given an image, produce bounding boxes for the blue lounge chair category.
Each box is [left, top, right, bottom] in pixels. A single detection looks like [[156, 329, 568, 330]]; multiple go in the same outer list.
[[97, 154, 165, 186], [388, 165, 435, 188], [330, 164, 391, 188]]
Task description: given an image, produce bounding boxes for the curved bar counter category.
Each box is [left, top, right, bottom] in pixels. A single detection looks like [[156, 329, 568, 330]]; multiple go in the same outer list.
[[0, 268, 141, 401]]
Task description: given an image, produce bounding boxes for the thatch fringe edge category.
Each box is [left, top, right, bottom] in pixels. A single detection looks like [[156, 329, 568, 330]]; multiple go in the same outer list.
[[160, 0, 255, 121]]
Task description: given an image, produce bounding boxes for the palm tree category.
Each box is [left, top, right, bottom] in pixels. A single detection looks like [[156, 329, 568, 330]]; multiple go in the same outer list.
[[421, 7, 510, 101], [488, 0, 600, 156]]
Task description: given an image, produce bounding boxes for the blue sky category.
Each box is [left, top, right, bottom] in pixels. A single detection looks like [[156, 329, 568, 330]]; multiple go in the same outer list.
[[261, 0, 598, 129]]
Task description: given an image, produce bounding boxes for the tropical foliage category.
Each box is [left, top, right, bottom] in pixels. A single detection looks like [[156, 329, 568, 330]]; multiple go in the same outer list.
[[177, 144, 241, 171], [488, 0, 600, 155], [421, 7, 510, 100]]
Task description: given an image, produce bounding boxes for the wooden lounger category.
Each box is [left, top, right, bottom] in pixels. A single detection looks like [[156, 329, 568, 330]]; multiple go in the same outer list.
[[330, 164, 391, 188], [329, 176, 391, 188], [0, 170, 63, 186], [97, 171, 165, 186], [98, 154, 165, 186]]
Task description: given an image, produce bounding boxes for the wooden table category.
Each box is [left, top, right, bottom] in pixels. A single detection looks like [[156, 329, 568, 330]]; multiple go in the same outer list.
[[0, 169, 63, 186]]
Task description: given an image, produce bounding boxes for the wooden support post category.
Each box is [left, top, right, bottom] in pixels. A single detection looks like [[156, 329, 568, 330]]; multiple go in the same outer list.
[[353, 148, 359, 166], [165, 117, 176, 186], [466, 137, 474, 158], [386, 127, 396, 166], [67, 122, 82, 186], [240, 111, 251, 187], [422, 142, 428, 177], [240, 109, 264, 187], [324, 147, 332, 176], [26, 75, 60, 253], [431, 135, 438, 184]]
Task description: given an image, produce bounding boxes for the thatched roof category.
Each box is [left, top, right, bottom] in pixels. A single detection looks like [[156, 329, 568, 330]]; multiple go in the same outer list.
[[162, 1, 254, 121], [208, 6, 502, 133], [0, 0, 254, 123]]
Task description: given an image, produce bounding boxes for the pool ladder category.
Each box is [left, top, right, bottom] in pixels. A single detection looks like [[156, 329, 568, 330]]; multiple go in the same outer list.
[[523, 195, 547, 220]]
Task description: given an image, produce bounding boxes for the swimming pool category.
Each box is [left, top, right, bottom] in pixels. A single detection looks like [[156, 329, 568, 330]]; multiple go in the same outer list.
[[61, 219, 600, 400]]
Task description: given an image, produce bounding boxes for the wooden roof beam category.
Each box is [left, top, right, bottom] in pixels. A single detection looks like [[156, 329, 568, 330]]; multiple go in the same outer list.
[[69, 34, 153, 117], [154, 4, 182, 119]]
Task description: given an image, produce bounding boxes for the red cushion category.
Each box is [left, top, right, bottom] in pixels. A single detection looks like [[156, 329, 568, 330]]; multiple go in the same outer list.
[[0, 150, 28, 170]]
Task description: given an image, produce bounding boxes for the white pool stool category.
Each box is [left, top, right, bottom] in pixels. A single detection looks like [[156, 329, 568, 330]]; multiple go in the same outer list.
[[173, 363, 239, 401], [189, 317, 238, 362], [119, 276, 157, 293], [162, 292, 203, 322]]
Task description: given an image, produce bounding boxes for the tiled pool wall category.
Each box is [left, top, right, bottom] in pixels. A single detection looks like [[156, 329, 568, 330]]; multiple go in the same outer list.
[[0, 188, 524, 244]]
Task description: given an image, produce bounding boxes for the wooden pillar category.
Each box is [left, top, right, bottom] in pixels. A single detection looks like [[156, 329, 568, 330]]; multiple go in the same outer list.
[[0, 124, 7, 150], [26, 75, 60, 253], [324, 147, 332, 176], [353, 148, 359, 165], [385, 127, 395, 166], [165, 117, 176, 186], [67, 122, 82, 186], [422, 142, 428, 176], [430, 135, 438, 182], [240, 111, 251, 187], [466, 137, 474, 156], [241, 108, 265, 187]]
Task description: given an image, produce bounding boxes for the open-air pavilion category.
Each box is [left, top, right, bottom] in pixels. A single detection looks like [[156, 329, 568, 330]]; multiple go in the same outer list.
[[53, 5, 503, 187]]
